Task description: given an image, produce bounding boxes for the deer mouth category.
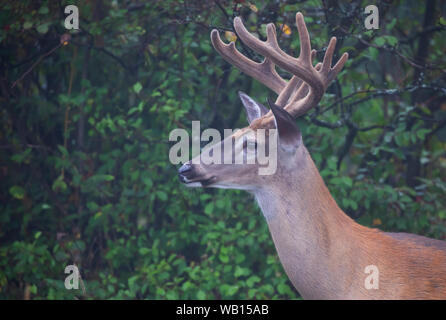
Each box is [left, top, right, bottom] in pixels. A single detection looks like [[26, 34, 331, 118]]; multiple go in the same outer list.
[[178, 163, 216, 187], [179, 175, 216, 187], [199, 176, 217, 187]]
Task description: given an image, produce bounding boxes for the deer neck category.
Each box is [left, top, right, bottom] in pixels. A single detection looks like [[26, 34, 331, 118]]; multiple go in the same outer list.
[[254, 147, 365, 299]]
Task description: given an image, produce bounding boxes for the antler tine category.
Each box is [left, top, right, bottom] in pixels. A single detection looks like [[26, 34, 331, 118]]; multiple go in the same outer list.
[[275, 49, 317, 107], [320, 36, 349, 86], [283, 62, 321, 108], [284, 35, 348, 117], [294, 13, 312, 65], [210, 30, 286, 95]]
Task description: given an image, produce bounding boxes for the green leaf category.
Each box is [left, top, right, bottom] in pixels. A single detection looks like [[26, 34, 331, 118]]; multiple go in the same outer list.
[[204, 202, 214, 215], [38, 6, 49, 14], [330, 176, 352, 187], [133, 82, 143, 94], [36, 22, 50, 34], [219, 249, 229, 263], [52, 175, 67, 192], [9, 186, 25, 199], [87, 174, 115, 183], [374, 36, 386, 46], [57, 145, 69, 157], [277, 283, 289, 295], [246, 276, 261, 287], [387, 18, 397, 30], [142, 177, 153, 188], [226, 285, 239, 296], [385, 36, 398, 46], [29, 285, 37, 294], [350, 200, 358, 210], [156, 191, 168, 201], [196, 290, 206, 300], [216, 199, 225, 209], [342, 177, 353, 187], [416, 128, 430, 140], [234, 266, 250, 277], [139, 248, 150, 255], [11, 148, 32, 164], [23, 21, 33, 29]]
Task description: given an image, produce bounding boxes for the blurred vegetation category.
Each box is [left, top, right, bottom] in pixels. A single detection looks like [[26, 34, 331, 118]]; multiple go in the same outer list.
[[0, 0, 445, 299]]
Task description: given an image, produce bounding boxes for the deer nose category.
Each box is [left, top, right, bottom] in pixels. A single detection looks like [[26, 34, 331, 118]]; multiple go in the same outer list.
[[178, 162, 192, 174], [178, 162, 194, 183]]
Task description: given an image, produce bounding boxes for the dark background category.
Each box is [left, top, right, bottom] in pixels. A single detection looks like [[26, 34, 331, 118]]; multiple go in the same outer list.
[[0, 0, 445, 299]]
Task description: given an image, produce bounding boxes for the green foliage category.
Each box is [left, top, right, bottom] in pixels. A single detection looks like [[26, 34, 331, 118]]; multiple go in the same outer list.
[[0, 0, 445, 300]]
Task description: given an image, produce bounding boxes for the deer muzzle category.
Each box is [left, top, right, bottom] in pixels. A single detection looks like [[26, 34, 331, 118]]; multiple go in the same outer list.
[[178, 162, 216, 187]]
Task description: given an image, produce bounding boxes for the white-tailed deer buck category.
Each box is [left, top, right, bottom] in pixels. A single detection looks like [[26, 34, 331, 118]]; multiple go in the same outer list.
[[178, 12, 446, 299]]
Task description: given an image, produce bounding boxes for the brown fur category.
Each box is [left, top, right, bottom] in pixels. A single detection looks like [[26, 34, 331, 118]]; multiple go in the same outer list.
[[256, 149, 446, 299]]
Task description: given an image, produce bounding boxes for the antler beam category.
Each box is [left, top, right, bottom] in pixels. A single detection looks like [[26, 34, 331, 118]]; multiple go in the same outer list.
[[211, 31, 286, 94]]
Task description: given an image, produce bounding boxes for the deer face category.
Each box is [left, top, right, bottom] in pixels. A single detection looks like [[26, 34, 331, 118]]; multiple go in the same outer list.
[[178, 92, 304, 191]]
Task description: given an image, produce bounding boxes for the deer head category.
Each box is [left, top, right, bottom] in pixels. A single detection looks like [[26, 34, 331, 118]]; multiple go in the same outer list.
[[178, 12, 348, 192]]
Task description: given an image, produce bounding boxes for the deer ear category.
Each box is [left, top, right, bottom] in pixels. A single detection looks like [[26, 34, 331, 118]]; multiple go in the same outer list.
[[239, 91, 268, 124], [268, 99, 302, 150]]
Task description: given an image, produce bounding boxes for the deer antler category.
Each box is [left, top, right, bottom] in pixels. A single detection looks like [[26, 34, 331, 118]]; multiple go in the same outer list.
[[211, 12, 348, 118]]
